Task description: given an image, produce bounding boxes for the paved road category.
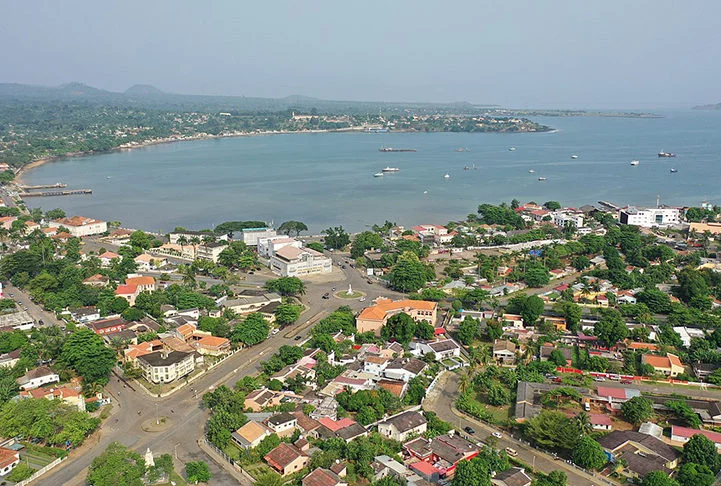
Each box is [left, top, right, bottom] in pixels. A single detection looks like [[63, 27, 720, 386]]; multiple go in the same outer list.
[[3, 282, 62, 327], [37, 257, 402, 485], [425, 372, 610, 486]]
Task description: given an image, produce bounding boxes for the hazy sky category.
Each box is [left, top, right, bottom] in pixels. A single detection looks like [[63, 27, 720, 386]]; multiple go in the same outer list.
[[2, 0, 720, 108]]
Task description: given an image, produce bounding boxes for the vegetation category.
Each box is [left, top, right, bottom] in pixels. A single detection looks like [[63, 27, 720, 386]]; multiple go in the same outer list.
[[185, 461, 212, 483]]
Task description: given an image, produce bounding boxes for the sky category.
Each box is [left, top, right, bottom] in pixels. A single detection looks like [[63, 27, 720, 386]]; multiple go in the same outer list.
[[2, 0, 720, 109]]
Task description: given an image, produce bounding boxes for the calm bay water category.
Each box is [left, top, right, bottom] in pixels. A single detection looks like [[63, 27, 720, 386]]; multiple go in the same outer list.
[[23, 110, 721, 233]]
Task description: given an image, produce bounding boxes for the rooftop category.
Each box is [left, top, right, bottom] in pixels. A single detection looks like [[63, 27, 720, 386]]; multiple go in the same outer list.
[[358, 298, 436, 321]]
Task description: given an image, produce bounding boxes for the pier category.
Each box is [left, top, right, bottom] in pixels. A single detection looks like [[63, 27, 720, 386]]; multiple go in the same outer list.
[[20, 183, 67, 190], [20, 189, 92, 197], [598, 200, 621, 211]]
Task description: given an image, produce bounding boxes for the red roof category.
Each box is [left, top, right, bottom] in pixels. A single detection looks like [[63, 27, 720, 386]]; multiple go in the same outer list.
[[590, 413, 613, 426], [596, 387, 628, 400], [673, 425, 721, 444], [434, 327, 446, 336], [317, 417, 356, 432], [411, 461, 440, 475], [115, 284, 137, 295]]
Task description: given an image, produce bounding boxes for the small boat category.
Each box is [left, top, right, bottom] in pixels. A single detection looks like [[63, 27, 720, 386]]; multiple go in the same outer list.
[[106, 176, 112, 179], [382, 167, 400, 172], [571, 155, 579, 159], [528, 169, 535, 173], [658, 151, 676, 158], [630, 160, 640, 166], [379, 147, 416, 152], [456, 148, 464, 152], [373, 172, 384, 177], [423, 190, 428, 194], [538, 177, 547, 181], [444, 173, 450, 179], [670, 168, 678, 173], [508, 147, 516, 151], [473, 164, 478, 170], [464, 166, 470, 171]]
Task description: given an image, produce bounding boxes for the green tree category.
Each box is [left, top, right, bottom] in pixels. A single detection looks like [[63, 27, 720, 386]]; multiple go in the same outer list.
[[61, 328, 116, 387], [86, 442, 146, 486], [185, 461, 212, 484], [452, 457, 491, 486], [274, 303, 302, 325], [594, 308, 628, 347], [351, 231, 384, 258], [549, 349, 567, 366], [572, 436, 607, 470], [677, 462, 715, 486], [45, 208, 66, 220], [665, 400, 702, 428], [524, 265, 550, 287], [487, 383, 511, 406], [230, 313, 269, 346], [322, 226, 350, 250], [414, 320, 435, 340], [277, 220, 308, 237], [381, 312, 417, 345], [265, 277, 306, 296], [535, 470, 567, 486], [641, 471, 680, 486], [523, 410, 580, 450], [387, 251, 433, 293], [544, 201, 561, 210], [621, 396, 654, 426], [507, 294, 545, 326], [683, 434, 721, 472], [306, 241, 325, 253], [458, 316, 480, 345]]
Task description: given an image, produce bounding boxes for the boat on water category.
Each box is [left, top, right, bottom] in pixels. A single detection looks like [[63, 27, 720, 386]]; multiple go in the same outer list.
[[473, 164, 478, 170], [670, 168, 678, 173], [508, 147, 516, 151], [464, 166, 470, 171], [571, 155, 579, 159], [630, 160, 640, 166], [538, 177, 547, 181], [382, 167, 400, 172], [528, 169, 535, 173], [373, 172, 384, 177], [658, 151, 676, 158], [444, 173, 450, 179], [379, 147, 417, 152]]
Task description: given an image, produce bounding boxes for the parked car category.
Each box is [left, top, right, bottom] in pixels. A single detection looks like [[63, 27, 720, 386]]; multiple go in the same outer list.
[[620, 380, 633, 384], [464, 426, 475, 435], [322, 293, 330, 299], [294, 335, 303, 341], [271, 328, 280, 335], [359, 297, 366, 302], [505, 447, 518, 457], [593, 377, 606, 382], [492, 431, 502, 439]]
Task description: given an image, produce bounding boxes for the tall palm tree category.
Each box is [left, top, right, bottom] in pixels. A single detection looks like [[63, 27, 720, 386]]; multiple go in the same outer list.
[[458, 371, 470, 395], [180, 265, 197, 289], [575, 410, 593, 435], [177, 235, 188, 246]]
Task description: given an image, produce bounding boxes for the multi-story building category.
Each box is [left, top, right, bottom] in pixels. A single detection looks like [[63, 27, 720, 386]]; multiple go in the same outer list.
[[136, 349, 195, 384], [551, 211, 584, 228], [258, 236, 302, 258], [270, 246, 332, 277], [196, 241, 228, 263], [619, 207, 680, 228], [241, 227, 277, 246], [356, 298, 437, 336], [49, 216, 107, 237]]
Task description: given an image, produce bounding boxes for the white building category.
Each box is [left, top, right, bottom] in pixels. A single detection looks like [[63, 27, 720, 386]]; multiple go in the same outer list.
[[619, 207, 680, 228], [196, 242, 228, 263], [270, 246, 332, 277], [49, 216, 107, 237], [241, 227, 277, 246], [17, 366, 60, 390], [258, 236, 302, 258], [136, 350, 195, 384], [377, 411, 427, 442], [552, 211, 584, 228]]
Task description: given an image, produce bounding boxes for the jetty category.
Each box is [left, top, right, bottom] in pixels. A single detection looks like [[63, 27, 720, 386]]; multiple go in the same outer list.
[[20, 189, 92, 198], [598, 200, 621, 211], [20, 183, 67, 190]]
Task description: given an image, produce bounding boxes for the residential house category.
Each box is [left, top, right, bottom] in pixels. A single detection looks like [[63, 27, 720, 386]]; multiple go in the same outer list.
[[501, 314, 524, 329], [266, 412, 298, 438], [245, 388, 295, 412], [0, 447, 20, 476], [671, 425, 721, 450], [187, 332, 231, 356], [590, 413, 613, 431], [411, 339, 461, 360], [98, 251, 121, 267], [411, 224, 456, 246], [232, 421, 274, 449], [492, 468, 532, 486], [378, 379, 408, 398], [222, 291, 282, 315], [594, 386, 642, 410], [17, 366, 60, 390], [270, 245, 332, 277], [377, 411, 427, 442], [403, 432, 480, 478], [364, 356, 391, 377], [136, 349, 195, 384], [82, 273, 109, 287], [357, 299, 437, 336], [69, 306, 101, 324], [49, 216, 107, 237], [372, 455, 426, 486], [134, 253, 167, 271], [542, 316, 567, 332], [493, 339, 517, 365], [598, 430, 680, 478], [302, 468, 346, 486], [619, 207, 680, 228], [20, 386, 85, 412], [115, 276, 156, 306], [0, 349, 21, 369], [152, 243, 196, 260], [641, 353, 685, 377], [264, 443, 310, 476], [89, 317, 126, 336], [383, 358, 427, 383]]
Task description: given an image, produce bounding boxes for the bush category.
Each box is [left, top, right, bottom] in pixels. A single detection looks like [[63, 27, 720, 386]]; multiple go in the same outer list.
[[8, 463, 36, 482]]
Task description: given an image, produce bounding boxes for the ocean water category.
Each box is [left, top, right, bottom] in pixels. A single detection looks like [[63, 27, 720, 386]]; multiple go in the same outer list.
[[22, 110, 721, 233]]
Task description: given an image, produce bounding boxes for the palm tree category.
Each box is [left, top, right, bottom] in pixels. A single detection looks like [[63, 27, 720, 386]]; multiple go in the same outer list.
[[254, 472, 284, 486], [180, 265, 197, 289], [458, 371, 471, 395], [575, 410, 593, 435], [109, 336, 129, 357], [177, 235, 188, 246]]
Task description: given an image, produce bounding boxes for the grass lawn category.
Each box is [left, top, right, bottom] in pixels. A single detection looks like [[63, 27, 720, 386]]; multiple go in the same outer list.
[[157, 470, 189, 486], [221, 442, 243, 462], [244, 462, 275, 480], [19, 449, 55, 470]]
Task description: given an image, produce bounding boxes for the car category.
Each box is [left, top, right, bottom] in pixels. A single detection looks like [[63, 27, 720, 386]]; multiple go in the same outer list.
[[332, 287, 336, 291], [492, 431, 502, 439], [341, 265, 346, 269], [367, 280, 373, 284], [271, 328, 279, 335], [322, 293, 330, 299], [505, 447, 518, 457], [294, 335, 303, 341], [463, 426, 475, 435], [593, 377, 606, 382], [620, 380, 632, 384], [359, 297, 366, 302]]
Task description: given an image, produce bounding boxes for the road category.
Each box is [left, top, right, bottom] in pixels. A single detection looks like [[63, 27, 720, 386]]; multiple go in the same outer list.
[[3, 281, 63, 327], [37, 254, 403, 485], [425, 372, 610, 486]]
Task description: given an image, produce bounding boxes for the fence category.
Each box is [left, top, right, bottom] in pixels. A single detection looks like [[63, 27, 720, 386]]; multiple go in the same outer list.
[[198, 436, 254, 485], [15, 456, 64, 486]]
